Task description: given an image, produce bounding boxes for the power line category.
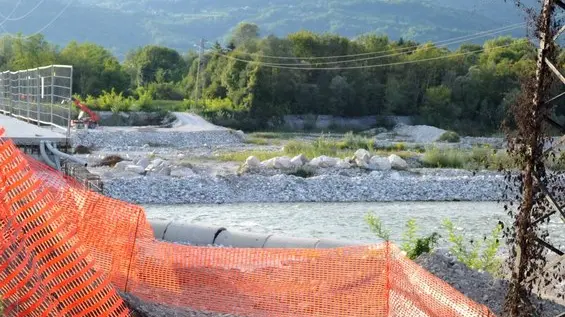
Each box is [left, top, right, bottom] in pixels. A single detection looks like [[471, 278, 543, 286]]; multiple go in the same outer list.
[[214, 24, 524, 67], [0, 0, 46, 22], [225, 22, 527, 60], [0, 0, 23, 27], [0, 0, 74, 39], [213, 42, 514, 71]]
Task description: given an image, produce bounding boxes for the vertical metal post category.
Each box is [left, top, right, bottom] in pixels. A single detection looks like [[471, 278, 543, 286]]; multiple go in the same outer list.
[[17, 73, 21, 118], [66, 66, 73, 141], [50, 66, 54, 126], [36, 69, 40, 126]]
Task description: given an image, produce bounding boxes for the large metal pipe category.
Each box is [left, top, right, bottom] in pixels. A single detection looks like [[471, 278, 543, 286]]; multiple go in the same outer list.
[[39, 141, 57, 169], [44, 141, 87, 167], [149, 220, 365, 249]]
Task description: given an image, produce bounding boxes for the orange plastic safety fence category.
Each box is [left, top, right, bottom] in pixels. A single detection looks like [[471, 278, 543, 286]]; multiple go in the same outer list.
[[0, 126, 497, 317]]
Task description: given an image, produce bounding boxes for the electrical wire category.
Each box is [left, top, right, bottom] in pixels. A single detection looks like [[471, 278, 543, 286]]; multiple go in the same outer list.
[[222, 22, 527, 60], [213, 24, 525, 67], [0, 0, 23, 27], [213, 42, 514, 71], [1, 0, 74, 39], [0, 0, 46, 22]]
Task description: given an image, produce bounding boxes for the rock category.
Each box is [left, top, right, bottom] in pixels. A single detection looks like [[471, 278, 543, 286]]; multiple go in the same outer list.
[[309, 156, 338, 168], [369, 156, 392, 171], [354, 149, 371, 163], [235, 130, 246, 140], [151, 158, 164, 168], [99, 155, 124, 167], [137, 158, 150, 169], [262, 157, 292, 169], [156, 166, 172, 176], [113, 161, 130, 171], [74, 145, 91, 154], [291, 154, 308, 167], [389, 154, 409, 170], [245, 156, 261, 169], [125, 165, 146, 175], [336, 159, 352, 169], [355, 158, 369, 169], [170, 168, 196, 178]]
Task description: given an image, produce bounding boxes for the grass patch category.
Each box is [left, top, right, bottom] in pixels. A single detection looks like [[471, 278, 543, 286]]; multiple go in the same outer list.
[[218, 150, 284, 162], [152, 99, 186, 111], [423, 146, 517, 170], [245, 137, 270, 145], [422, 148, 466, 168]]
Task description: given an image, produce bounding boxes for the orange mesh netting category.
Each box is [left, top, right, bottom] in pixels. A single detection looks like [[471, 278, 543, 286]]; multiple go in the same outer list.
[[0, 127, 497, 317]]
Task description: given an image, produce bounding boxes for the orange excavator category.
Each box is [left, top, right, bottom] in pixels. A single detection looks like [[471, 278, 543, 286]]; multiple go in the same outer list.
[[69, 97, 100, 129]]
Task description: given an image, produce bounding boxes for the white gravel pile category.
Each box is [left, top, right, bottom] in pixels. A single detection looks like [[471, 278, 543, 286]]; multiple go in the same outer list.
[[393, 124, 447, 143], [416, 251, 565, 316], [101, 169, 508, 205], [72, 129, 244, 151]]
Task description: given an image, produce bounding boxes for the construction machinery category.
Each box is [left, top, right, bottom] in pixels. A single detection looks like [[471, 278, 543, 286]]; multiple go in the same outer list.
[[68, 97, 100, 129]]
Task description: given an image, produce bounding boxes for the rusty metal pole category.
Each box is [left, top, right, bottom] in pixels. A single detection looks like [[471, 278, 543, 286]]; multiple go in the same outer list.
[[507, 0, 555, 315]]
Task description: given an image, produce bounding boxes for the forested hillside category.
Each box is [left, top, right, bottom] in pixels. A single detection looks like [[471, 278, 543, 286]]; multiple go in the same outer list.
[[0, 0, 531, 58], [1, 22, 559, 135]]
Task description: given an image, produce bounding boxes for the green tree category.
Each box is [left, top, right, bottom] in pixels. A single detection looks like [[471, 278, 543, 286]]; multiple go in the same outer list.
[[59, 41, 129, 96], [124, 45, 187, 87]]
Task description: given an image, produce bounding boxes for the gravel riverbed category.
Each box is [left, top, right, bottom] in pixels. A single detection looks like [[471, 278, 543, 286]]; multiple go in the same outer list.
[[99, 169, 508, 205]]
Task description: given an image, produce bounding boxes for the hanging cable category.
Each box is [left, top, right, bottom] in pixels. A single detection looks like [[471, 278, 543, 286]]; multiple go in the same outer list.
[[214, 24, 525, 67], [213, 42, 514, 71], [226, 22, 526, 60]]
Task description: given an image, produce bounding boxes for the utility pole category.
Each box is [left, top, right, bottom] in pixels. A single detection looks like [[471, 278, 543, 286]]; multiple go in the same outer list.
[[506, 0, 565, 315], [194, 38, 205, 106]]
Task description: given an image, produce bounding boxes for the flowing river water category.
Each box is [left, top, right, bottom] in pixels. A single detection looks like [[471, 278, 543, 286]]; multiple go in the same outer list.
[[144, 201, 565, 249]]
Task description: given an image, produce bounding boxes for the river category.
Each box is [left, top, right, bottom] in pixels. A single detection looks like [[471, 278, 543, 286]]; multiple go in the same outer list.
[[144, 201, 565, 249]]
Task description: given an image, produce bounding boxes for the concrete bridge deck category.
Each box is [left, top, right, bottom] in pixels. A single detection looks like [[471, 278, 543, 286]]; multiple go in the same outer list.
[[0, 114, 67, 146]]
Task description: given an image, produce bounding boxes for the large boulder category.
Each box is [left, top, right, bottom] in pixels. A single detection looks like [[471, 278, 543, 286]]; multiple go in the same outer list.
[[136, 158, 151, 169], [155, 166, 172, 176], [262, 156, 292, 169], [369, 156, 392, 171], [336, 159, 352, 169], [152, 158, 164, 167], [125, 165, 146, 175], [389, 154, 409, 170], [309, 156, 338, 168], [245, 156, 261, 169], [113, 161, 130, 171], [355, 149, 371, 163], [291, 154, 308, 168]]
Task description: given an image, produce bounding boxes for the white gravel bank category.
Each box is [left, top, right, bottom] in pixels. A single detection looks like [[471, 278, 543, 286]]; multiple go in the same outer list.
[[100, 169, 508, 205]]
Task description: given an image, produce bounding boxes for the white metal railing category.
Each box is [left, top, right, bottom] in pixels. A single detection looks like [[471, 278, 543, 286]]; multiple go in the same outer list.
[[0, 65, 73, 138]]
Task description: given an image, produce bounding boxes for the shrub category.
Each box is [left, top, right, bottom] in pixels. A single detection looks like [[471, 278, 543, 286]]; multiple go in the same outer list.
[[442, 219, 503, 276], [422, 148, 465, 168], [366, 214, 440, 260], [438, 131, 461, 143], [131, 86, 154, 112]]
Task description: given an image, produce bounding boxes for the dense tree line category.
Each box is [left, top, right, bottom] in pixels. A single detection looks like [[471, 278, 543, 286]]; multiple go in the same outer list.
[[0, 24, 559, 135]]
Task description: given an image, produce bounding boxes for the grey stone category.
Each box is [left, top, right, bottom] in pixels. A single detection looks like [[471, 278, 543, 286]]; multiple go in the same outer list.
[[389, 154, 408, 170], [354, 149, 371, 163], [125, 165, 146, 174], [309, 156, 338, 168], [369, 156, 392, 171], [245, 156, 261, 169], [137, 158, 151, 169]]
